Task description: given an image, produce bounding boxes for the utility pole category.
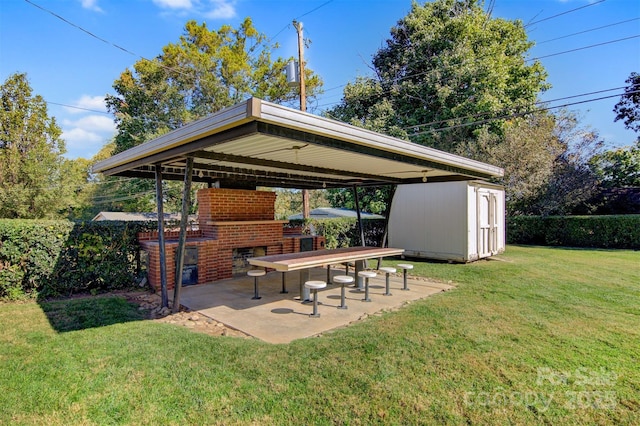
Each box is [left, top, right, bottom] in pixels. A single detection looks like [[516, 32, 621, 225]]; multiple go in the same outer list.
[[293, 20, 310, 218], [293, 20, 307, 112]]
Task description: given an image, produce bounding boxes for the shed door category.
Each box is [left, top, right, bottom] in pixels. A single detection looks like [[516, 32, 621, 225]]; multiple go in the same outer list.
[[477, 190, 498, 258]]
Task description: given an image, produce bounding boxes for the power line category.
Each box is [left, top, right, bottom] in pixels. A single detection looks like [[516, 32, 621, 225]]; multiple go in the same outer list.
[[525, 0, 606, 28], [529, 34, 640, 61], [91, 191, 155, 205], [408, 90, 640, 136], [25, 0, 194, 80], [24, 0, 135, 57], [316, 30, 638, 109], [46, 101, 111, 115], [268, 0, 334, 42], [537, 17, 640, 45], [403, 86, 627, 131]]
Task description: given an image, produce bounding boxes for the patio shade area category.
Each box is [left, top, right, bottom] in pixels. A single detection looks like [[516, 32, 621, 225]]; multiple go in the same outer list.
[[175, 266, 454, 344], [92, 98, 503, 187]]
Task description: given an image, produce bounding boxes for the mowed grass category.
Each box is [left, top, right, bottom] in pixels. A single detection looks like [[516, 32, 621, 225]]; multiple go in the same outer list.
[[1, 245, 638, 425]]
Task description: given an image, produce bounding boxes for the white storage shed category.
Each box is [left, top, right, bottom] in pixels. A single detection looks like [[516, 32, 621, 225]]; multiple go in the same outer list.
[[388, 181, 505, 262]]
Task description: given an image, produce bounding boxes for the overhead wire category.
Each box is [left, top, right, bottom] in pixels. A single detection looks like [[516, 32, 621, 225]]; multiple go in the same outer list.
[[537, 17, 640, 44], [525, 0, 606, 28], [26, 0, 633, 143], [529, 35, 640, 61], [25, 0, 200, 81], [46, 101, 110, 115], [401, 86, 628, 131], [268, 0, 334, 42], [407, 90, 640, 137]]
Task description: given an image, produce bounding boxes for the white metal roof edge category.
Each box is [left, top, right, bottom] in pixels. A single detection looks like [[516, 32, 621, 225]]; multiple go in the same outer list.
[[256, 100, 504, 178], [92, 101, 253, 173], [93, 97, 503, 179]]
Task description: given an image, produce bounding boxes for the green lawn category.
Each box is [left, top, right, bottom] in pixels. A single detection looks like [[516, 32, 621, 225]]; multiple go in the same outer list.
[[1, 245, 638, 425]]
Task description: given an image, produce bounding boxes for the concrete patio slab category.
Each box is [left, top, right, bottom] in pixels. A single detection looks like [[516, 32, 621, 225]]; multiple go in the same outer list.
[[176, 267, 454, 344]]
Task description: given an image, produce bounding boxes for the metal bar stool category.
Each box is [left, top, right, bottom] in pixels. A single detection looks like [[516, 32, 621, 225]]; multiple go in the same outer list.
[[247, 269, 266, 300], [332, 275, 354, 309], [358, 270, 376, 302], [378, 267, 396, 296], [397, 263, 414, 291], [304, 280, 327, 318]]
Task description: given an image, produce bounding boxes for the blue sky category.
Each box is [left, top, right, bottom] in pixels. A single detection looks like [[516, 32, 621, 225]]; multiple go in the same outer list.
[[1, 0, 639, 159]]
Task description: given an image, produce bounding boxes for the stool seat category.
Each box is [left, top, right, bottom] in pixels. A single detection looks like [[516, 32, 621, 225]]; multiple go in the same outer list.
[[304, 280, 326, 317], [397, 263, 413, 291], [379, 267, 396, 296], [333, 275, 354, 284], [357, 271, 376, 302], [332, 275, 353, 309], [247, 269, 266, 300], [304, 280, 327, 290]]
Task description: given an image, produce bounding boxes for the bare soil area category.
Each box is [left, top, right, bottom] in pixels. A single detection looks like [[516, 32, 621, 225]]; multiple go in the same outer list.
[[125, 291, 251, 338]]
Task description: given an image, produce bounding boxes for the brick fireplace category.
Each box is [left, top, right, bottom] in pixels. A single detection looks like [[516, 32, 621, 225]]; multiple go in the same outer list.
[[139, 188, 325, 292]]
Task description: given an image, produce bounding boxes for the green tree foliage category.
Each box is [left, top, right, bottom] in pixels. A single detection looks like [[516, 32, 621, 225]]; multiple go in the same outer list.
[[325, 186, 391, 216], [528, 112, 603, 215], [106, 18, 323, 153], [0, 73, 75, 219], [327, 0, 548, 154], [82, 142, 205, 217], [274, 189, 328, 219], [589, 139, 640, 188], [324, 0, 553, 215], [613, 72, 640, 133], [474, 112, 563, 214]]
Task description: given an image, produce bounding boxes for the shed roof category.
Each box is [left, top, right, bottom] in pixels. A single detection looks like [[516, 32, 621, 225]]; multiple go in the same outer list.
[[92, 98, 503, 189]]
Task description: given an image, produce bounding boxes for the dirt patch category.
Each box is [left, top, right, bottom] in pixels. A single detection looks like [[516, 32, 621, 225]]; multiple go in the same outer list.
[[125, 291, 251, 339]]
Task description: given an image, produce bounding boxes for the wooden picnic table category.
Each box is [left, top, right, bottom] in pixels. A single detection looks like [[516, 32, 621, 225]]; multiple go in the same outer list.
[[248, 246, 405, 298], [248, 246, 405, 271]]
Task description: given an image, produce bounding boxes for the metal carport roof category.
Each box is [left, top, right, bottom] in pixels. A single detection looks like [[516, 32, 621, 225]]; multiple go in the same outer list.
[[92, 98, 503, 188]]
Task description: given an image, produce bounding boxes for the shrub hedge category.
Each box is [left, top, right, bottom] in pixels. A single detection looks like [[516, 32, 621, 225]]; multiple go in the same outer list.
[[507, 215, 640, 249], [288, 218, 386, 249], [4, 215, 633, 301], [0, 220, 156, 300]]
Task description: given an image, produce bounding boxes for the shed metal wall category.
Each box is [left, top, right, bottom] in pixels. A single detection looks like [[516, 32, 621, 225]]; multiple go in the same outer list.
[[388, 181, 505, 262]]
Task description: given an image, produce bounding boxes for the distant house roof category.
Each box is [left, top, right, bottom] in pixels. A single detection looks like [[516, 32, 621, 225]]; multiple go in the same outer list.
[[92, 212, 196, 222], [288, 207, 384, 220]]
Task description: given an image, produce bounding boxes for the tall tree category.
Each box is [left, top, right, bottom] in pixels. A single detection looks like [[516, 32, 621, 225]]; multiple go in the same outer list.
[[474, 111, 563, 215], [328, 0, 548, 155], [107, 18, 323, 153], [613, 72, 640, 133], [528, 112, 603, 215], [589, 139, 640, 188], [0, 73, 70, 218], [325, 0, 550, 214]]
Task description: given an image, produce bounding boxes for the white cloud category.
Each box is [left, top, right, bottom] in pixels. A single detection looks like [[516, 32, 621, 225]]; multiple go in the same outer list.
[[61, 115, 116, 158], [62, 127, 106, 158], [151, 0, 236, 18], [205, 0, 236, 19], [80, 0, 104, 13], [153, 0, 193, 9], [64, 115, 115, 133], [63, 127, 104, 145], [65, 95, 108, 114]]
